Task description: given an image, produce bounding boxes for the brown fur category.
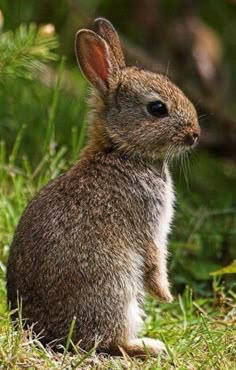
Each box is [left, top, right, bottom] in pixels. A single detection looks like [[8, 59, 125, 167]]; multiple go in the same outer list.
[[7, 18, 200, 357]]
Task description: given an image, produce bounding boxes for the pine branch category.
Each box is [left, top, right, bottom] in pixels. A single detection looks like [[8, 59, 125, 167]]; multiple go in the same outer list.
[[0, 23, 59, 79]]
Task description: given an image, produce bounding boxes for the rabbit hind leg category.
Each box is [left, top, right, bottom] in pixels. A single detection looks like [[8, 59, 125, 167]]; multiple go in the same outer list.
[[106, 297, 167, 358]]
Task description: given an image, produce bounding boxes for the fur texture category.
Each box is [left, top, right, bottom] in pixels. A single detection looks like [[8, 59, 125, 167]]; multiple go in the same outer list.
[[7, 18, 200, 357]]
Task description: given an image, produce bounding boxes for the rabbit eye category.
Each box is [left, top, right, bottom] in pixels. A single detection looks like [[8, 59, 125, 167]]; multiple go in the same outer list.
[[147, 100, 168, 117]]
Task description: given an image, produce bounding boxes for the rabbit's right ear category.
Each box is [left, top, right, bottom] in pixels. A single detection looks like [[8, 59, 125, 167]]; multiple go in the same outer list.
[[75, 29, 119, 94], [93, 18, 125, 69]]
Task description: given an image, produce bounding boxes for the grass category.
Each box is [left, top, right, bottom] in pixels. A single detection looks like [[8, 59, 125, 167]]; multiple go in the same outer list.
[[0, 61, 236, 369], [0, 283, 235, 368]]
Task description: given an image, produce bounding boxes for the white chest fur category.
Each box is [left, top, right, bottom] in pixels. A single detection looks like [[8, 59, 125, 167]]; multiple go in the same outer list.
[[126, 166, 175, 339], [154, 167, 175, 249], [139, 165, 175, 249]]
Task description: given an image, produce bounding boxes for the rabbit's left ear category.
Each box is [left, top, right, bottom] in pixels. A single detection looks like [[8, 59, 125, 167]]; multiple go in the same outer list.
[[75, 29, 119, 94], [93, 18, 125, 69]]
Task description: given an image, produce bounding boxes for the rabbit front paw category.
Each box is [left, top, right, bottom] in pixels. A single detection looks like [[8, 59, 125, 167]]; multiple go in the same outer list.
[[147, 278, 173, 302], [156, 284, 173, 302]]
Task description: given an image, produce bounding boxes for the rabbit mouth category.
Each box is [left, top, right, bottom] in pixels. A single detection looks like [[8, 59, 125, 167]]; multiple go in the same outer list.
[[184, 133, 199, 147], [164, 135, 199, 160]]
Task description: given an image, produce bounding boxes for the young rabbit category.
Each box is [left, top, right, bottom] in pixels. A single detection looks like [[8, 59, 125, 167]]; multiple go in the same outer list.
[[7, 18, 200, 357]]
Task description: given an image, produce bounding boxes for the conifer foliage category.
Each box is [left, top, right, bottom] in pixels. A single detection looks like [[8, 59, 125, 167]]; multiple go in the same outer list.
[[0, 17, 58, 79]]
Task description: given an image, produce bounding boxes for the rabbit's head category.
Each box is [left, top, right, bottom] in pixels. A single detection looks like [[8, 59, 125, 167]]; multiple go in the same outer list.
[[75, 18, 200, 160]]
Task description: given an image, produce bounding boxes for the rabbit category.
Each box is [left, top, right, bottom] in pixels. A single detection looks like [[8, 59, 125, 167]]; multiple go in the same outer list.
[[7, 18, 200, 358]]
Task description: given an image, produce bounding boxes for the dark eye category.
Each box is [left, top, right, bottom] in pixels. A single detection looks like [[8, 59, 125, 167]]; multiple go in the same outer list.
[[147, 100, 168, 117]]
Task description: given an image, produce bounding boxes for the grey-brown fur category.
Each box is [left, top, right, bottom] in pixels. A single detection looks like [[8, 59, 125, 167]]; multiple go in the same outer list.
[[7, 18, 200, 357]]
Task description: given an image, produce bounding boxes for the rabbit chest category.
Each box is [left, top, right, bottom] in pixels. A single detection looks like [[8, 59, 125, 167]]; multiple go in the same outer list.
[[140, 165, 175, 249]]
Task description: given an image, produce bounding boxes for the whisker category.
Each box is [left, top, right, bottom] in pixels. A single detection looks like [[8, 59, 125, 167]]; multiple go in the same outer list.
[[183, 150, 190, 191], [162, 142, 177, 177], [198, 114, 208, 120], [165, 60, 171, 77], [163, 143, 193, 192], [186, 151, 191, 175]]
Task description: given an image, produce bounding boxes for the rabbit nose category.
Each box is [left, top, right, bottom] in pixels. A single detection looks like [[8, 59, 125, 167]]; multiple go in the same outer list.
[[184, 132, 199, 146]]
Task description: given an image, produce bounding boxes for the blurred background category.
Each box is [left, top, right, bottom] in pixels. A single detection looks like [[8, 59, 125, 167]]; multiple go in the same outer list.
[[0, 0, 236, 297]]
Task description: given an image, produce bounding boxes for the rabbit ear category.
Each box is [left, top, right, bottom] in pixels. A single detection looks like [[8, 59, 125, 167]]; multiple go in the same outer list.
[[75, 29, 119, 94], [93, 18, 125, 69]]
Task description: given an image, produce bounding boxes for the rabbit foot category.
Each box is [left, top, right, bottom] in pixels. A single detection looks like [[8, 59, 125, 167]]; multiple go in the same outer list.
[[120, 337, 168, 358]]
